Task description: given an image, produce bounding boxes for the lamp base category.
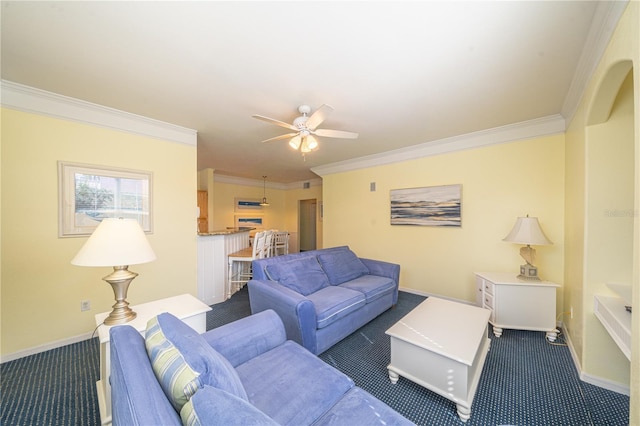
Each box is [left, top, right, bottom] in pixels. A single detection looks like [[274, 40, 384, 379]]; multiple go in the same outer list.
[[518, 263, 541, 281], [102, 266, 138, 325]]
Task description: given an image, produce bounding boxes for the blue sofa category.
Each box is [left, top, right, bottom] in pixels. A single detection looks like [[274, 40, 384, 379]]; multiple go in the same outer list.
[[249, 246, 400, 355], [110, 309, 412, 425]]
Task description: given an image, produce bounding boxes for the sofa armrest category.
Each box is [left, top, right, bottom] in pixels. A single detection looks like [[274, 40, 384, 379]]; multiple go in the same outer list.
[[202, 309, 286, 367], [110, 326, 181, 425], [360, 258, 401, 303], [248, 279, 319, 354]]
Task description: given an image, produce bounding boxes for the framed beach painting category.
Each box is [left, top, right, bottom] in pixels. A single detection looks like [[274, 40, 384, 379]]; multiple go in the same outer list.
[[235, 198, 262, 211], [390, 184, 461, 227], [234, 215, 265, 230]]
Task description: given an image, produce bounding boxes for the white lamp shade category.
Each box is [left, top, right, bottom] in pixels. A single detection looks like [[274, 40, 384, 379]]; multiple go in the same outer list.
[[503, 216, 552, 246], [71, 218, 156, 267]]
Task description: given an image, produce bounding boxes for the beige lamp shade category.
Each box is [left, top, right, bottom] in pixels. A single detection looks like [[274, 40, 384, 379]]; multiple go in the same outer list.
[[503, 216, 552, 246], [71, 218, 156, 267]]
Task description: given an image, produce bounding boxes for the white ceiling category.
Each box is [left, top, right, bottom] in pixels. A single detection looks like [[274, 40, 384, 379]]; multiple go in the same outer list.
[[0, 1, 626, 183]]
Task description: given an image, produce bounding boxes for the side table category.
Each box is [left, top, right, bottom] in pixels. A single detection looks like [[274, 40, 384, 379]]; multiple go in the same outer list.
[[475, 272, 560, 341], [94, 294, 211, 425]]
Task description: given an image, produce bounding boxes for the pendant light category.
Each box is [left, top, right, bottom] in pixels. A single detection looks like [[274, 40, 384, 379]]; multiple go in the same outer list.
[[260, 176, 270, 206]]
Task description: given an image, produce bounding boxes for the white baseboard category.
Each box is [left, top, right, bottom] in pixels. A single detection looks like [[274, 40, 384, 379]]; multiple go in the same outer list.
[[399, 287, 475, 305], [561, 324, 630, 396], [580, 371, 630, 396], [0, 332, 94, 364]]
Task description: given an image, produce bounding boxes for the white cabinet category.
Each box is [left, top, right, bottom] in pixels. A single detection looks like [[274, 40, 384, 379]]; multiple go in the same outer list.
[[197, 230, 250, 305], [475, 272, 560, 342]]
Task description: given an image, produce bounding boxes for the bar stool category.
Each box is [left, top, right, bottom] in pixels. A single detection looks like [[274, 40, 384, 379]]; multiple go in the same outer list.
[[263, 230, 275, 258], [227, 231, 267, 299], [273, 231, 289, 256]]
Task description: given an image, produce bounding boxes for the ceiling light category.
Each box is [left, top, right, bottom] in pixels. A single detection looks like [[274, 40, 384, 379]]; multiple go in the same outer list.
[[260, 176, 270, 206], [289, 136, 301, 150]]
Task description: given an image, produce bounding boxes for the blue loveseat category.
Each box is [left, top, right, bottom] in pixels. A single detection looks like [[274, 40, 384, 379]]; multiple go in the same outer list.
[[110, 309, 412, 425], [249, 246, 400, 355]]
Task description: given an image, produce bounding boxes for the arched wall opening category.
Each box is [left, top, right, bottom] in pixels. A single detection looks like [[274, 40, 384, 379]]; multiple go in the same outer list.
[[583, 61, 635, 387]]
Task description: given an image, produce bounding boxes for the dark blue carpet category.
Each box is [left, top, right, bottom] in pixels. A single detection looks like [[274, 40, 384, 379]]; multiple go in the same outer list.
[[0, 288, 630, 425]]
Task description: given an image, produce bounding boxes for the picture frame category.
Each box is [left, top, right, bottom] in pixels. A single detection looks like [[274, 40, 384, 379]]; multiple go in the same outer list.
[[58, 161, 153, 237], [234, 215, 265, 230], [390, 184, 461, 227], [235, 198, 263, 211]]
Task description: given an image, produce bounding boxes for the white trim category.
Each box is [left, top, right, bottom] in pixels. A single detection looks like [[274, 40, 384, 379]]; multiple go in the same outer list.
[[311, 114, 565, 177], [563, 324, 630, 396], [399, 287, 475, 306], [580, 371, 630, 396], [0, 332, 94, 364], [561, 0, 629, 124], [1, 80, 197, 146]]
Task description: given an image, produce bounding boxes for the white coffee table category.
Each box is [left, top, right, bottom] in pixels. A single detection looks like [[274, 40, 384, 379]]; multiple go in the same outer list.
[[386, 297, 491, 422]]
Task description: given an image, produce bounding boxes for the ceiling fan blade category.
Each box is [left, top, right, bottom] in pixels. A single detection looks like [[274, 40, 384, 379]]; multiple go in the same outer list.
[[305, 104, 334, 130], [252, 114, 298, 131], [314, 128, 359, 139], [260, 132, 299, 143]]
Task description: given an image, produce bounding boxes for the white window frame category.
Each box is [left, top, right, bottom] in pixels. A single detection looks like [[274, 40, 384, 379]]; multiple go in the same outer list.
[[58, 161, 153, 237]]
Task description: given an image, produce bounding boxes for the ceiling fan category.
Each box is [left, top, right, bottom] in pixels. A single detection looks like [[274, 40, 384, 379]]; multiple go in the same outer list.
[[252, 104, 358, 155]]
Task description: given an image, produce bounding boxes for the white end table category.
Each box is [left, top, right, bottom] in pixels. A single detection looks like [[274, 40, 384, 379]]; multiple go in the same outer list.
[[475, 272, 560, 341], [386, 297, 491, 423], [94, 294, 211, 425]]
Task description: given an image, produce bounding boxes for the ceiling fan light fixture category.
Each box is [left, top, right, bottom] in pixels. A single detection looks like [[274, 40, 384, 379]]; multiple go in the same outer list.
[[254, 104, 358, 156], [306, 135, 318, 150], [289, 136, 301, 150], [260, 176, 270, 206]]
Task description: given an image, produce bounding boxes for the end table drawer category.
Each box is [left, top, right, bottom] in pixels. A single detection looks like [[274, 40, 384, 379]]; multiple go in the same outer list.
[[483, 293, 494, 309], [483, 281, 494, 296]]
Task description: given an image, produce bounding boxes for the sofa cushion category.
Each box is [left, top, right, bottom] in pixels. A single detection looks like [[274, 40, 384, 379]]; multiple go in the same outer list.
[[265, 256, 330, 296], [307, 286, 367, 329], [145, 313, 248, 412], [317, 248, 370, 285], [338, 274, 396, 303], [236, 341, 355, 426], [180, 386, 278, 426]]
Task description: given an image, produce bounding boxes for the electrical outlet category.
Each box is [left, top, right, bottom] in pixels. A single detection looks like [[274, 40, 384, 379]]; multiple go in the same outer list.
[[570, 306, 574, 319], [81, 299, 91, 312]]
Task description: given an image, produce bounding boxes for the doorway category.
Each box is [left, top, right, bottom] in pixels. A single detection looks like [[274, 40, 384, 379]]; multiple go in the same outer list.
[[299, 199, 317, 251]]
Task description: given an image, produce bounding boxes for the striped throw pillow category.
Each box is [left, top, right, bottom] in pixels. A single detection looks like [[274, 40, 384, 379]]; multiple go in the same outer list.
[[146, 316, 202, 411]]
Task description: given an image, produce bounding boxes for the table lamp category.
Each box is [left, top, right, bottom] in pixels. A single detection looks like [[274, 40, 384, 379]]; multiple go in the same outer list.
[[71, 217, 156, 325], [503, 215, 552, 280]]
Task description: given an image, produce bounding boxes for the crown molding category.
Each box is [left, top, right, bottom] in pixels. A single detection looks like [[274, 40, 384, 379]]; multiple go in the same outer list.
[[561, 0, 629, 124], [312, 114, 565, 178], [1, 80, 197, 146], [213, 173, 322, 190]]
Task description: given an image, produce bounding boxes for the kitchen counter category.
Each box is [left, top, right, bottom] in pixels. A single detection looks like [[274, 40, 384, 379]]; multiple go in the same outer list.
[[198, 227, 254, 236]]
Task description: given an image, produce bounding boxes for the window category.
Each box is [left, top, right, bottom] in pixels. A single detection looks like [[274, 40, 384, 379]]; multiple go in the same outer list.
[[58, 162, 153, 236]]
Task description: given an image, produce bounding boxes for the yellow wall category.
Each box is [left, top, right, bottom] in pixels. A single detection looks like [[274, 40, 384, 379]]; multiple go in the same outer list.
[[323, 134, 565, 305], [583, 72, 633, 383], [564, 2, 638, 418], [1, 108, 197, 357], [211, 179, 286, 232], [197, 172, 323, 253]]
